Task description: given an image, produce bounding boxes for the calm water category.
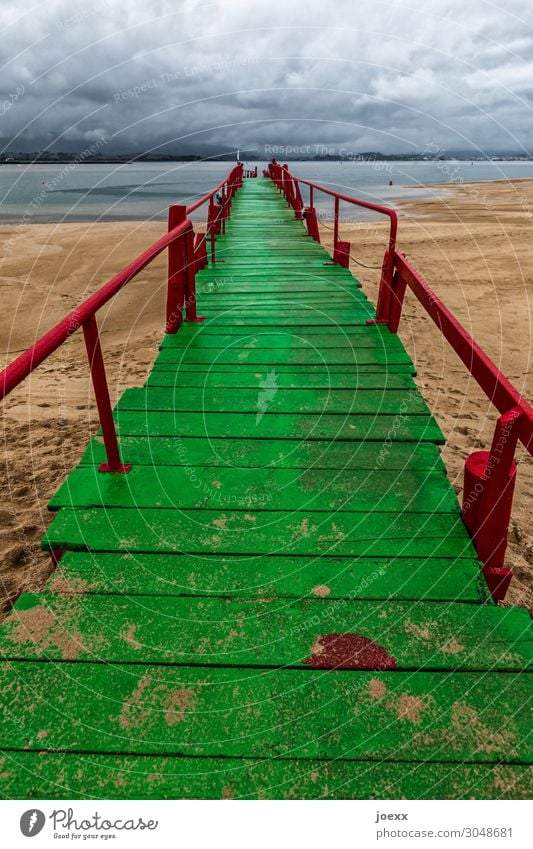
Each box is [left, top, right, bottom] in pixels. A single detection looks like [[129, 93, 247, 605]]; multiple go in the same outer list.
[[1, 159, 533, 224]]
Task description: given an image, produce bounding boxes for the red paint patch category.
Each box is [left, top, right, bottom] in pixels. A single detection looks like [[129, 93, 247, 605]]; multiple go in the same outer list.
[[303, 633, 397, 670]]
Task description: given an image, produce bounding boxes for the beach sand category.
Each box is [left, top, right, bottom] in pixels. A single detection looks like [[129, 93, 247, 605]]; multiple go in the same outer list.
[[1, 179, 532, 615]]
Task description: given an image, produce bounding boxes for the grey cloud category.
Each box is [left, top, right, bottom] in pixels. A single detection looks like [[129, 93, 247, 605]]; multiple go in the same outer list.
[[0, 0, 532, 155]]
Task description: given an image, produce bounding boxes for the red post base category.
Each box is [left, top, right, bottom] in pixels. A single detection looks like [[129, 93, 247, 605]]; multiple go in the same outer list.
[[49, 547, 65, 567], [98, 462, 131, 473], [483, 567, 513, 603], [462, 447, 517, 602], [184, 316, 207, 323]]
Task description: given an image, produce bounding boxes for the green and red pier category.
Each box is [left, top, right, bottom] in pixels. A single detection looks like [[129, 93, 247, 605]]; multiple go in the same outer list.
[[0, 164, 531, 799]]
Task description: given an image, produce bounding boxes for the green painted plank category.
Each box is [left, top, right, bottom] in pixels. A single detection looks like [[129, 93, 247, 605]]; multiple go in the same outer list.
[[49, 465, 459, 515], [193, 317, 377, 326], [161, 332, 405, 350], [3, 593, 527, 669], [197, 292, 364, 301], [146, 370, 416, 390], [197, 284, 360, 293], [196, 299, 371, 309], [117, 387, 429, 416], [213, 246, 328, 253], [112, 410, 444, 442], [198, 302, 366, 312], [47, 551, 486, 602], [153, 348, 410, 366], [198, 283, 365, 291], [0, 662, 530, 762], [42, 507, 476, 558], [173, 324, 392, 337], [80, 436, 445, 471], [197, 250, 338, 264], [151, 362, 416, 374], [198, 276, 361, 286], [197, 265, 357, 274], [1, 752, 530, 799], [197, 296, 366, 306]]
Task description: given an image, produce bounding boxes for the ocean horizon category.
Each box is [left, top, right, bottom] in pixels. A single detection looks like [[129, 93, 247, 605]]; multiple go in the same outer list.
[[1, 158, 533, 225]]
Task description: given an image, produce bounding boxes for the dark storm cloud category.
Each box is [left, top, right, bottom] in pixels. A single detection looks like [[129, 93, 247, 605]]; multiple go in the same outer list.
[[1, 0, 533, 155]]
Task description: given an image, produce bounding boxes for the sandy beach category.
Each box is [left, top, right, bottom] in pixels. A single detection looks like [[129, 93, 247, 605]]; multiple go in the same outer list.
[[1, 178, 532, 616]]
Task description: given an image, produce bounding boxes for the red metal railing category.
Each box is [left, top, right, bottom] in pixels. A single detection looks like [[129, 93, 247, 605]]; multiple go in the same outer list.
[[0, 162, 244, 473], [267, 162, 533, 602], [266, 160, 397, 299]]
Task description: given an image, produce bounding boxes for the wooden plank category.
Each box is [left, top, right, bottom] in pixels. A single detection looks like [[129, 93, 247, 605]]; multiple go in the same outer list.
[[172, 324, 393, 337], [47, 551, 487, 602], [2, 593, 528, 669], [145, 371, 416, 390], [79, 436, 445, 471], [49, 465, 460, 514], [112, 410, 445, 443], [161, 333, 405, 351], [197, 283, 361, 292], [1, 752, 530, 799], [197, 294, 362, 304], [0, 662, 530, 762], [151, 362, 416, 374], [197, 295, 366, 303], [153, 348, 411, 366], [116, 387, 429, 416], [196, 317, 377, 327], [42, 507, 476, 558]]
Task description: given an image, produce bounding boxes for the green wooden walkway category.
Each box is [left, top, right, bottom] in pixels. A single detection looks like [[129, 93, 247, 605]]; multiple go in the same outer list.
[[0, 177, 531, 799]]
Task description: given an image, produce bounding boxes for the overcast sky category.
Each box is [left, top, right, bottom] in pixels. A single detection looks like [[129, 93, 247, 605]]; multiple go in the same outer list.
[[1, 0, 532, 155]]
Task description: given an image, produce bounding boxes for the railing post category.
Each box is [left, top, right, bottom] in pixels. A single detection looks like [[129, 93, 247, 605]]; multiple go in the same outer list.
[[333, 196, 339, 246], [194, 232, 208, 271], [207, 199, 217, 263], [387, 264, 408, 333], [221, 185, 227, 233], [330, 196, 351, 267], [292, 177, 304, 218], [373, 248, 396, 325], [282, 164, 293, 206], [304, 207, 320, 242], [82, 315, 130, 473], [184, 223, 205, 324], [166, 204, 187, 333], [462, 407, 522, 601]]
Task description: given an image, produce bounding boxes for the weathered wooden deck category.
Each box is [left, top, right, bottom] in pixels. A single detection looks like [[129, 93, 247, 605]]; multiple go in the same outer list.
[[0, 177, 531, 799]]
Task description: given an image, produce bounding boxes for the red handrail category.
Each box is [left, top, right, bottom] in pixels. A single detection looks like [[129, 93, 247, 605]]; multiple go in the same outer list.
[[0, 162, 244, 472], [390, 251, 533, 451], [384, 250, 533, 601], [264, 163, 533, 601], [0, 219, 191, 401], [270, 162, 397, 250], [186, 165, 241, 214], [267, 160, 397, 293]]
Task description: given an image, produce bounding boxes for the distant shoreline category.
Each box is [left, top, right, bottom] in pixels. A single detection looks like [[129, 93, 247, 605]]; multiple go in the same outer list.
[[1, 157, 533, 166]]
